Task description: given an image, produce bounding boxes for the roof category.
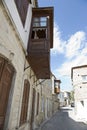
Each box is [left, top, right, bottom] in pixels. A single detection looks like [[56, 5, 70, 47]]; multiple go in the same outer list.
[[71, 65, 87, 79]]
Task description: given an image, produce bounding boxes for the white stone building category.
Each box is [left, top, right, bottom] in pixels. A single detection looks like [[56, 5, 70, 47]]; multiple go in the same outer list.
[[71, 65, 87, 123], [0, 0, 56, 130], [58, 91, 65, 107], [64, 91, 70, 106]]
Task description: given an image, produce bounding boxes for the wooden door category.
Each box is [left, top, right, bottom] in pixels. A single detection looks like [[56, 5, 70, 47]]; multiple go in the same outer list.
[[0, 57, 14, 130]]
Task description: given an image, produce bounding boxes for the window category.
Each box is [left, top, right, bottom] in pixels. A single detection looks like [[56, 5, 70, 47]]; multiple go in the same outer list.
[[20, 79, 30, 125], [82, 75, 87, 80], [15, 0, 29, 26], [31, 17, 47, 39], [81, 101, 84, 106], [33, 17, 47, 27]]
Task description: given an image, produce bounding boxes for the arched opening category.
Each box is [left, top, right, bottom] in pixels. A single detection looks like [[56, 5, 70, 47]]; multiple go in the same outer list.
[[0, 56, 15, 130], [20, 79, 30, 126]]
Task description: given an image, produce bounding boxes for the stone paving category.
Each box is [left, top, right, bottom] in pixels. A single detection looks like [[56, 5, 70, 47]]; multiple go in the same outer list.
[[36, 107, 87, 130]]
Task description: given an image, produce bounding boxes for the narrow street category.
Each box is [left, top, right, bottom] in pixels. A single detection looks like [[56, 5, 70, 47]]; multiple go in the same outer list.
[[38, 108, 87, 130]]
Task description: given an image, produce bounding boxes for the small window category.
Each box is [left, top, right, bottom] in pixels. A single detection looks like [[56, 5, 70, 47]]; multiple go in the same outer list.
[[33, 17, 47, 27], [40, 17, 47, 26], [31, 17, 48, 39], [82, 75, 87, 80], [81, 101, 84, 106]]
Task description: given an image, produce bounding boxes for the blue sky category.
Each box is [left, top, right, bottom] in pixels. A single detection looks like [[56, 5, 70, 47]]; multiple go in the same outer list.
[[38, 0, 87, 91]]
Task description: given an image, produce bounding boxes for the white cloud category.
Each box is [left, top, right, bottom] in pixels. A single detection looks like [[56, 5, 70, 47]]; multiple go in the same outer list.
[[51, 23, 86, 59], [65, 31, 86, 59], [56, 53, 87, 77], [51, 23, 87, 77], [51, 23, 66, 54]]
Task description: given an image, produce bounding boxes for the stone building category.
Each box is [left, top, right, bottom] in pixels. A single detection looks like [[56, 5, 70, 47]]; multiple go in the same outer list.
[[63, 91, 70, 106], [71, 65, 87, 123], [40, 79, 53, 120], [58, 91, 70, 107], [0, 0, 55, 130]]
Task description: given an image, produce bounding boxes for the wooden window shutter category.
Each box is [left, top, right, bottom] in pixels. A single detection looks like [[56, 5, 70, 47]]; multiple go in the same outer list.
[[14, 0, 29, 26], [20, 79, 30, 125], [0, 59, 14, 130]]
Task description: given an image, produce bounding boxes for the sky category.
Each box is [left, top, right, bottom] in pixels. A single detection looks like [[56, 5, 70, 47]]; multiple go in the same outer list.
[[38, 0, 87, 91]]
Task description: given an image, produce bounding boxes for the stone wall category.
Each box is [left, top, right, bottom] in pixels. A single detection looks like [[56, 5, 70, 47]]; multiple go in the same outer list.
[[0, 3, 41, 130], [72, 66, 87, 123]]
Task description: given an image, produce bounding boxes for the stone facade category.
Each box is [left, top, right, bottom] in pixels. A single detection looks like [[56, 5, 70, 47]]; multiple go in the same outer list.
[[0, 1, 40, 130], [0, 0, 60, 130], [71, 65, 87, 123]]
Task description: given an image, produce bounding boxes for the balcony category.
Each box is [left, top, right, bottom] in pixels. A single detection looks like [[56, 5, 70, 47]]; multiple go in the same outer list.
[[54, 80, 61, 94], [27, 7, 53, 79], [54, 88, 60, 94]]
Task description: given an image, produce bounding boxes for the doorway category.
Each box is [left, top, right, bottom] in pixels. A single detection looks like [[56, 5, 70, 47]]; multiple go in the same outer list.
[[0, 56, 14, 130]]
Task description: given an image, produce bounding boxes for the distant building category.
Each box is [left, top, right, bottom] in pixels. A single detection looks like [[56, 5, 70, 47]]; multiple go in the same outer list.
[[58, 91, 70, 107], [64, 91, 70, 106], [58, 92, 65, 107], [71, 65, 87, 123]]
